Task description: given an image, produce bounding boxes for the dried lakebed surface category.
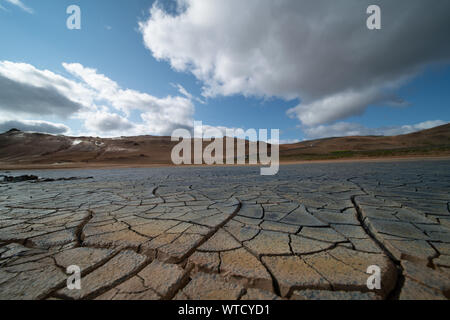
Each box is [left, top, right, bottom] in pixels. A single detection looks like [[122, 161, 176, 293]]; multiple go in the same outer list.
[[1, 160, 450, 300]]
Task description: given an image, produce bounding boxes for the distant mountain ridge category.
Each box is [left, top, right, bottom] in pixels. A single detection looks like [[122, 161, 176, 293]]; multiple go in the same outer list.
[[0, 123, 449, 169]]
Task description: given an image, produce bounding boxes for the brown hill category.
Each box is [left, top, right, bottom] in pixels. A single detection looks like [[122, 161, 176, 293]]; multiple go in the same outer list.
[[0, 123, 449, 169], [0, 129, 268, 168], [280, 123, 450, 160]]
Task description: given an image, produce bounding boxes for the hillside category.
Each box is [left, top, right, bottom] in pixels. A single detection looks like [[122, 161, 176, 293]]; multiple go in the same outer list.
[[0, 123, 449, 169], [0, 129, 266, 169], [280, 123, 450, 160]]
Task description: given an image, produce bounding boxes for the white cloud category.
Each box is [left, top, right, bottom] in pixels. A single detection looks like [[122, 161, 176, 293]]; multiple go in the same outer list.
[[4, 0, 33, 13], [172, 83, 205, 104], [62, 63, 119, 102], [140, 0, 450, 126], [62, 63, 195, 135], [381, 120, 448, 136], [277, 139, 302, 145], [0, 61, 196, 137], [84, 112, 134, 133], [287, 86, 409, 127], [304, 120, 447, 140], [172, 83, 192, 100]]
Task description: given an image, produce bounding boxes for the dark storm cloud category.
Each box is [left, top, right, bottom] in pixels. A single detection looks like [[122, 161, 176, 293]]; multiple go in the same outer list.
[[0, 74, 83, 117], [0, 119, 69, 134]]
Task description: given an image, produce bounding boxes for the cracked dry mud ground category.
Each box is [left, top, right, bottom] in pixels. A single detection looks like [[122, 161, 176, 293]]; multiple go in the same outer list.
[[1, 161, 450, 300]]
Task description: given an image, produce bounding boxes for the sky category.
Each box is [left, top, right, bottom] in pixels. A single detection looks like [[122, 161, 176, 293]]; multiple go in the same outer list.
[[0, 0, 449, 143]]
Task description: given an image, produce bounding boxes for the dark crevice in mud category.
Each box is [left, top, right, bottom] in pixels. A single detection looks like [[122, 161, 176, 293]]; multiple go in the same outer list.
[[51, 256, 68, 275], [327, 251, 386, 298], [288, 234, 295, 256], [75, 210, 94, 247], [237, 288, 247, 300], [241, 228, 261, 244], [259, 258, 282, 297], [347, 177, 407, 300], [0, 175, 39, 183], [222, 227, 282, 298], [287, 235, 339, 257], [172, 265, 195, 300], [157, 200, 243, 265], [426, 242, 441, 269], [151, 186, 159, 197], [165, 274, 191, 301], [35, 177, 94, 183], [0, 239, 28, 248], [205, 200, 242, 234], [387, 276, 405, 301], [43, 250, 121, 300], [294, 226, 304, 236], [1, 175, 93, 184], [84, 257, 154, 301], [125, 224, 152, 242], [350, 192, 405, 300], [300, 258, 334, 293], [173, 277, 193, 300], [49, 250, 153, 301], [217, 251, 223, 274], [277, 204, 300, 222]]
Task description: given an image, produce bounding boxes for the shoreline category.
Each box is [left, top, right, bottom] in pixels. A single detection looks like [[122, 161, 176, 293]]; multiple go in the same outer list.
[[2, 155, 450, 172]]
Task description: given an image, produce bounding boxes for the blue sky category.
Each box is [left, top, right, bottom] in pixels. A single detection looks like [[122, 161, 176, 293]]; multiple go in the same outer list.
[[0, 0, 449, 142]]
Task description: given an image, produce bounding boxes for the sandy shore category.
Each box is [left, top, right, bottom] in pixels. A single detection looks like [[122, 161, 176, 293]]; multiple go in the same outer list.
[[1, 155, 450, 171]]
